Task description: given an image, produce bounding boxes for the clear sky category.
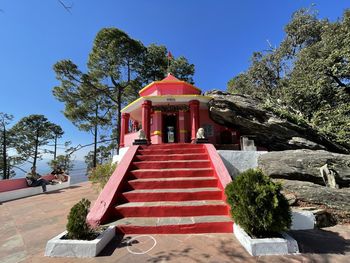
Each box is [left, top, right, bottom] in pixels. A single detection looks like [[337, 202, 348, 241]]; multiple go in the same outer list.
[[0, 0, 349, 160]]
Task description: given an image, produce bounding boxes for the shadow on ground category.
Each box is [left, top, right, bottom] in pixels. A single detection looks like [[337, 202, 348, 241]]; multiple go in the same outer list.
[[146, 247, 211, 263], [98, 235, 139, 257], [289, 229, 350, 254], [68, 185, 82, 189]]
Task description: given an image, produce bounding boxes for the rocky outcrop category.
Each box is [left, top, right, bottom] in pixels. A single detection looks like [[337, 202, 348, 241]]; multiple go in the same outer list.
[[278, 179, 350, 217], [258, 150, 350, 187], [206, 90, 349, 153]]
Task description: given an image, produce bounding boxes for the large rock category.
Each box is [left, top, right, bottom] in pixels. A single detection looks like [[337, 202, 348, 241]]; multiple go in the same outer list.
[[258, 150, 350, 187], [206, 90, 349, 154], [278, 179, 350, 214]]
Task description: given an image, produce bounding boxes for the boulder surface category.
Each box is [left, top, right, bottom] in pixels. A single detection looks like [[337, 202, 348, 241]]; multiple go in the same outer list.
[[258, 149, 350, 187], [207, 90, 349, 154]]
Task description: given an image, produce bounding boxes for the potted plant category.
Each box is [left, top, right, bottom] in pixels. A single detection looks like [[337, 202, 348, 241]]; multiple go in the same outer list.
[[45, 198, 115, 258], [225, 169, 299, 256]]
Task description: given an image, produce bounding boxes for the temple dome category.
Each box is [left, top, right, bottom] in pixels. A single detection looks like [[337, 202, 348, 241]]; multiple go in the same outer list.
[[139, 73, 201, 96]]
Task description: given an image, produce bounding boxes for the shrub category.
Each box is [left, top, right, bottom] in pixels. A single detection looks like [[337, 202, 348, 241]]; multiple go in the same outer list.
[[66, 198, 93, 240], [88, 162, 117, 191], [225, 169, 291, 238]]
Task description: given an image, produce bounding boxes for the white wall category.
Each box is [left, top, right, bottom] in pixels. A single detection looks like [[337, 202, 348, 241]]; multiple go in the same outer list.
[[112, 147, 130, 164], [217, 150, 267, 178]]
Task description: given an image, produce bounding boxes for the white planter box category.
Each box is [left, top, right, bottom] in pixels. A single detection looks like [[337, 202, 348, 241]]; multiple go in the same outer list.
[[234, 224, 299, 256], [45, 226, 115, 258]]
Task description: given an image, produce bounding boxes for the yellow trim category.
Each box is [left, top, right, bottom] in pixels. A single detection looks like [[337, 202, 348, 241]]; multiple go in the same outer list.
[[146, 95, 212, 99], [121, 95, 213, 113], [154, 110, 162, 113], [138, 80, 202, 95], [121, 97, 143, 113], [180, 129, 188, 133], [153, 130, 162, 135]]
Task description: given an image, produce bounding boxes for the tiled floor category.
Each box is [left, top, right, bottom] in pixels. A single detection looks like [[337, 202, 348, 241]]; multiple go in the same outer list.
[[0, 182, 349, 263]]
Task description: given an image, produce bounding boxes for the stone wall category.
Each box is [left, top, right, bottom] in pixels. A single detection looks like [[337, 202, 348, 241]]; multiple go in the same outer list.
[[218, 150, 267, 178]]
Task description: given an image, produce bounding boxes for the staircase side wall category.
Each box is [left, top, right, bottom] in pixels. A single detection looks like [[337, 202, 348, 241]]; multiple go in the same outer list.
[[204, 144, 232, 190], [87, 145, 139, 227]]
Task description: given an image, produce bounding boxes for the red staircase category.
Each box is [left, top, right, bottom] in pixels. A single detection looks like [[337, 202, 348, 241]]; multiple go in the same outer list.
[[111, 143, 233, 234]]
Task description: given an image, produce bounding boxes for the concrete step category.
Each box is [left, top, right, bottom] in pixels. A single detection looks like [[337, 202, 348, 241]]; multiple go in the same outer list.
[[128, 168, 215, 179], [137, 148, 206, 155], [132, 160, 211, 169], [112, 216, 233, 234], [115, 200, 229, 217], [134, 153, 209, 161], [122, 187, 223, 202], [127, 177, 218, 189]]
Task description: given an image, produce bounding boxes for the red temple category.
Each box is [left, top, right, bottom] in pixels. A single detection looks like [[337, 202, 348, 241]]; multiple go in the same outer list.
[[120, 74, 239, 147]]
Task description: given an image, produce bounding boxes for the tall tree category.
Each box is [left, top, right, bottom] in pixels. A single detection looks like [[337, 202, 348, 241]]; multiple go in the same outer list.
[[51, 124, 64, 160], [11, 115, 59, 167], [87, 28, 145, 154], [0, 113, 14, 179], [227, 7, 350, 148], [53, 27, 196, 158], [53, 60, 112, 168]]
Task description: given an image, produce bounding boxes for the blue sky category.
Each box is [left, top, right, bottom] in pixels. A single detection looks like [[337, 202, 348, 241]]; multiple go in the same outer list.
[[0, 0, 349, 160]]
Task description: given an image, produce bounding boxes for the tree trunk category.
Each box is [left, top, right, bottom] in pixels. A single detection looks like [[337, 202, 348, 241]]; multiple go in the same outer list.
[[2, 125, 7, 179], [54, 135, 57, 160], [33, 130, 39, 168], [93, 123, 98, 168], [116, 89, 122, 155]]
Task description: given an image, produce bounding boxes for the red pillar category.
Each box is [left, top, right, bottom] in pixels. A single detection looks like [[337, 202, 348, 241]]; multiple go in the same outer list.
[[142, 100, 152, 143], [120, 113, 130, 147], [178, 110, 186, 143], [153, 110, 162, 144], [189, 100, 200, 143]]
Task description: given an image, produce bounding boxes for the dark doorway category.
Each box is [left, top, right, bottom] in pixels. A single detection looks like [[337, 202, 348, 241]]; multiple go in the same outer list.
[[220, 130, 233, 144], [163, 114, 177, 143]]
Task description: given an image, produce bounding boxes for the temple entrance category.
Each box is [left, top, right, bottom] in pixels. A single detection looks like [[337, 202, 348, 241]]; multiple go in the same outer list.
[[163, 113, 178, 143]]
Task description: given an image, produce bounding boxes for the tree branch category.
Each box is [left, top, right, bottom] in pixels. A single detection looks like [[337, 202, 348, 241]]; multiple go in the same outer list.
[[58, 0, 73, 14], [325, 72, 347, 88], [66, 138, 117, 156]]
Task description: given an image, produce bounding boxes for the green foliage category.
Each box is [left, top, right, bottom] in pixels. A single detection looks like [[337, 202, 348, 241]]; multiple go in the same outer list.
[[0, 112, 17, 179], [88, 162, 117, 191], [138, 44, 195, 85], [138, 44, 168, 83], [48, 154, 74, 173], [168, 56, 195, 84], [10, 115, 61, 167], [85, 145, 113, 171], [53, 59, 113, 167], [66, 198, 93, 240], [225, 169, 291, 238], [227, 7, 350, 147], [262, 99, 309, 127]]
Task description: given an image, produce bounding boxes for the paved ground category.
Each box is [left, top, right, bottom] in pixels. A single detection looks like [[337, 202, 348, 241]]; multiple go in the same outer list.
[[0, 182, 349, 263]]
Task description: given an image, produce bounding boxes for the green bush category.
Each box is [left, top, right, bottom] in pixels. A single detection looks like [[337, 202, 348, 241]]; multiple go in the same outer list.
[[225, 169, 291, 238], [66, 198, 93, 240], [88, 162, 117, 191]]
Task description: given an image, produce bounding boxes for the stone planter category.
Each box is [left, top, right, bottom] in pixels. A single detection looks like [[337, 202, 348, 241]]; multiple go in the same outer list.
[[234, 224, 299, 256], [45, 226, 115, 258]]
